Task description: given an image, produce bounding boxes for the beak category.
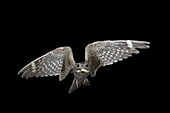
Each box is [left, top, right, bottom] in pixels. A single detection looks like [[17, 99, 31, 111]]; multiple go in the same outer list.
[[76, 69, 89, 73], [81, 68, 89, 73]]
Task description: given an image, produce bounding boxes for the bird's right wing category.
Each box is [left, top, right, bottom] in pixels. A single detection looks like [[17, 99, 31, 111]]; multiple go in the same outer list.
[[85, 40, 150, 77], [18, 46, 75, 81]]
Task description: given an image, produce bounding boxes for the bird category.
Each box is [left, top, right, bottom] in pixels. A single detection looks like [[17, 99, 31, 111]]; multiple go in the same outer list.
[[18, 40, 150, 93]]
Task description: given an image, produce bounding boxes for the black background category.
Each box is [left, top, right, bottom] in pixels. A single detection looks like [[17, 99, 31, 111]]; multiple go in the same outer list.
[[10, 31, 159, 110], [3, 3, 162, 112]]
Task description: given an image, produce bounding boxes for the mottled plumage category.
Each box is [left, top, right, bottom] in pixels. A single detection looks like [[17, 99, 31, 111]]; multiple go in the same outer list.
[[18, 40, 150, 93]]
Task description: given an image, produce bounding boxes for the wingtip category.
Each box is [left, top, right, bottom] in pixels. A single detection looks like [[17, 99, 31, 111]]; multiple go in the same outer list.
[[17, 70, 22, 75], [132, 40, 150, 44], [144, 41, 150, 45], [17, 68, 26, 75], [146, 45, 150, 48], [142, 42, 150, 49]]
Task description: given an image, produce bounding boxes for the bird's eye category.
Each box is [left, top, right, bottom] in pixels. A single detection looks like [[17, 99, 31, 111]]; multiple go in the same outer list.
[[77, 64, 80, 67], [85, 64, 88, 67]]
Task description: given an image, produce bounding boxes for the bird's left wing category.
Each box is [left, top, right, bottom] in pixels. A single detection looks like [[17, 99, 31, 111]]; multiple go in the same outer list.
[[18, 46, 75, 81], [85, 40, 150, 77]]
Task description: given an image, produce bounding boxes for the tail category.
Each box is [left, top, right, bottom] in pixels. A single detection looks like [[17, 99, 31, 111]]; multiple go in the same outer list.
[[68, 78, 90, 93], [68, 78, 81, 94]]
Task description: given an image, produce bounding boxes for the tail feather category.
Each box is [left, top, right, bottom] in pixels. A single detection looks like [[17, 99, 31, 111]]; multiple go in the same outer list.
[[68, 78, 81, 93]]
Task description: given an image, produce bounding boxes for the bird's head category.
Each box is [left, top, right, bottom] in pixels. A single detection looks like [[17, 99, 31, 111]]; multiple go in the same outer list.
[[74, 62, 90, 74], [73, 62, 90, 80]]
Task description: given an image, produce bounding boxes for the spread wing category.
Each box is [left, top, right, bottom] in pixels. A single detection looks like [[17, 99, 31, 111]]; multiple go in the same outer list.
[[85, 40, 150, 77], [18, 46, 75, 81]]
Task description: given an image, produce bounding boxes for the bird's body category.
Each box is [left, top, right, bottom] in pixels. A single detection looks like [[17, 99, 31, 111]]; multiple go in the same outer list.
[[18, 40, 150, 93], [69, 62, 90, 93]]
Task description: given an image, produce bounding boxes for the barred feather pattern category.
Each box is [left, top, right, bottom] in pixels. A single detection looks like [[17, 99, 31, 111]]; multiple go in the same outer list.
[[18, 40, 150, 93], [85, 40, 150, 77], [18, 47, 75, 80]]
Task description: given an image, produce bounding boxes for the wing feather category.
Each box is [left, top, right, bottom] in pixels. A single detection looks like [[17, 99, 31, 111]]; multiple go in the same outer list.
[[85, 40, 150, 77], [18, 46, 75, 81]]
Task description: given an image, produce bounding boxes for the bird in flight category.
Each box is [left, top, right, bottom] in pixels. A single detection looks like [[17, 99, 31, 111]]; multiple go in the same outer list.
[[18, 40, 150, 93]]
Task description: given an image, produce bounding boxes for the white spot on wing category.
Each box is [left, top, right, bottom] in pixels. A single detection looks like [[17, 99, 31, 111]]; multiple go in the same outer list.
[[100, 56, 105, 59], [127, 40, 133, 48], [102, 51, 106, 55], [106, 51, 110, 56], [31, 62, 36, 72], [113, 60, 118, 62], [104, 58, 108, 61], [118, 58, 123, 61]]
